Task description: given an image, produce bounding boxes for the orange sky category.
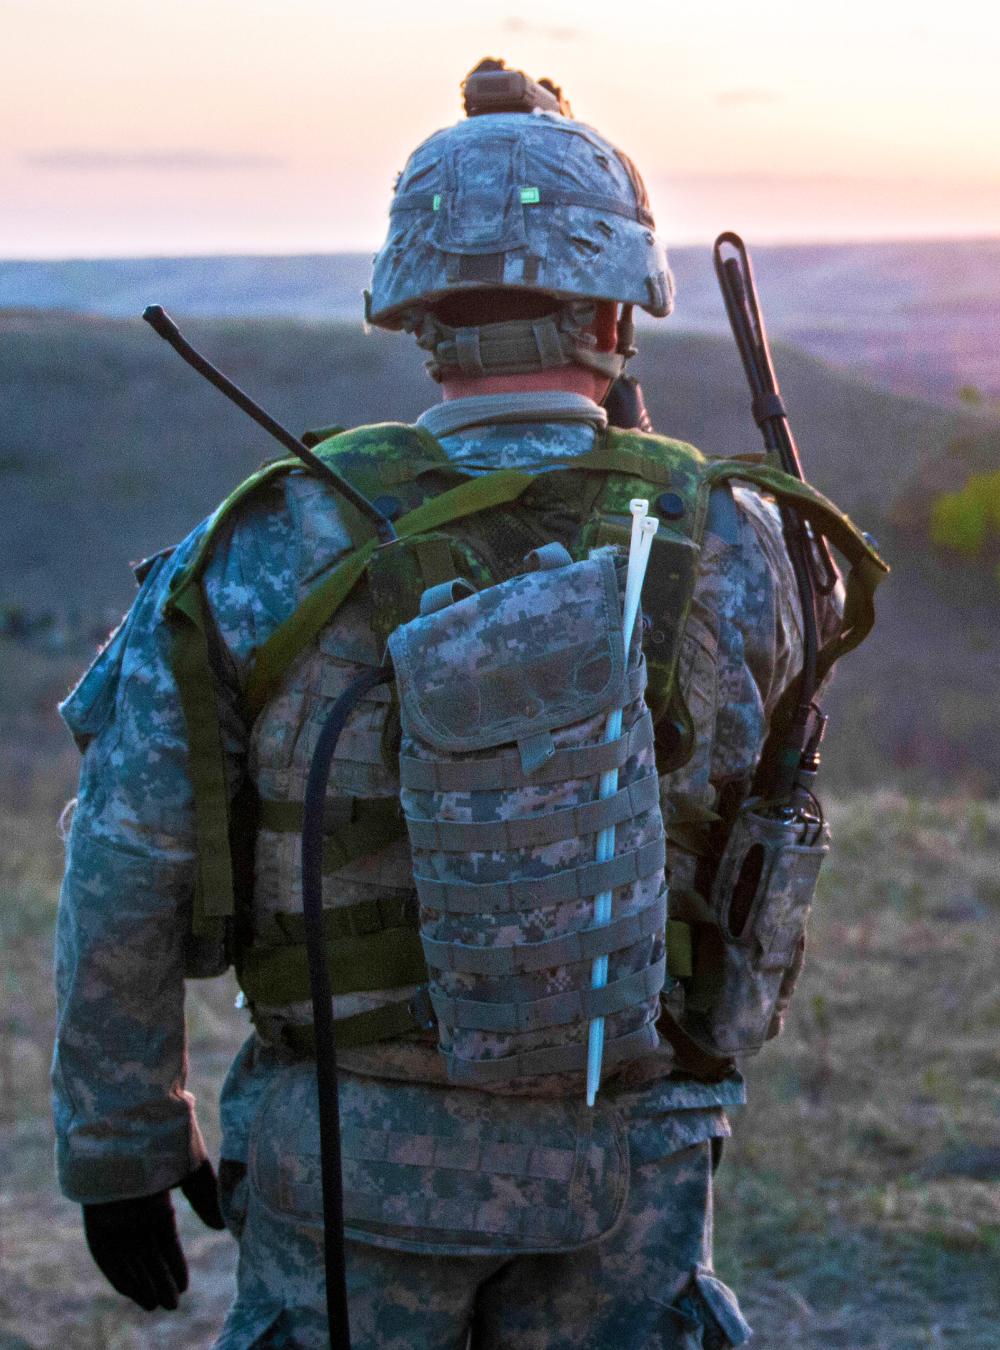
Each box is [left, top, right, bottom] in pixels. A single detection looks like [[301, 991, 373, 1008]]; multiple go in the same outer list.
[[2, 0, 998, 256]]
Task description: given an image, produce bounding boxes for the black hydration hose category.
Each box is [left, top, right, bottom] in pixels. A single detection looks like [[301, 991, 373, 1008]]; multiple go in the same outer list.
[[301, 664, 393, 1349]]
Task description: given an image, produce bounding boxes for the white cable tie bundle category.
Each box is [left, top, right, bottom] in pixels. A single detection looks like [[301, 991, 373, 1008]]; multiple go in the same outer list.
[[586, 500, 659, 1106]]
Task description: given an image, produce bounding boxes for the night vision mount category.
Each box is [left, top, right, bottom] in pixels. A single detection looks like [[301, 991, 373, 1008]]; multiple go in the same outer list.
[[462, 58, 573, 118]]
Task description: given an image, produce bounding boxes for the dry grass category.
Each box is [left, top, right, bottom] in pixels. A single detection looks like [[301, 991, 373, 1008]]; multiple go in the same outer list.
[[2, 754, 998, 1347], [720, 794, 1000, 1348]]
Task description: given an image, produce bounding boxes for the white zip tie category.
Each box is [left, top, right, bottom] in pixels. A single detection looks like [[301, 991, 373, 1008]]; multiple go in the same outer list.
[[586, 510, 659, 1106]]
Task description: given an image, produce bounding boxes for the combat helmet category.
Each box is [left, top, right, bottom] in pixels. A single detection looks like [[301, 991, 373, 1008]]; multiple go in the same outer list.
[[367, 59, 674, 382]]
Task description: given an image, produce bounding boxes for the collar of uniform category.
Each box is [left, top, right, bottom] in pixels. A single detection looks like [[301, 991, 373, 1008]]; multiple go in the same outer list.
[[416, 391, 608, 441]]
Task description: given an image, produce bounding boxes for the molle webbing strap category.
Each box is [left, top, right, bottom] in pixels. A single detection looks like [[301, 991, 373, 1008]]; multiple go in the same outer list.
[[414, 837, 666, 915], [421, 890, 667, 976], [270, 893, 417, 944], [244, 467, 538, 718], [258, 795, 406, 871], [405, 771, 660, 853], [430, 957, 667, 1034], [562, 441, 677, 486], [244, 429, 710, 721], [279, 988, 435, 1054], [340, 1127, 578, 1183], [399, 713, 654, 792], [443, 1019, 659, 1085], [240, 920, 426, 1004]]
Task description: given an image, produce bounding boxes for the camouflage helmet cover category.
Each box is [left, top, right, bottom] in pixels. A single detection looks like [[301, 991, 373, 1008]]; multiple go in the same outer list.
[[368, 109, 674, 328]]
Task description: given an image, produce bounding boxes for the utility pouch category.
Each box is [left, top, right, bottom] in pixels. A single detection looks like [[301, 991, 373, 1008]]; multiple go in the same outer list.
[[249, 1064, 629, 1256], [684, 801, 829, 1057]]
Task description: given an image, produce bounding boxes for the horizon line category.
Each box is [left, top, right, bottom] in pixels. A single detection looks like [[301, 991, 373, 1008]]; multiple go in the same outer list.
[[2, 230, 1000, 266]]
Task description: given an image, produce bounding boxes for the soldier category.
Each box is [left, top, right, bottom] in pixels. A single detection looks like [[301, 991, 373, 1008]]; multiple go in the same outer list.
[[54, 61, 878, 1349]]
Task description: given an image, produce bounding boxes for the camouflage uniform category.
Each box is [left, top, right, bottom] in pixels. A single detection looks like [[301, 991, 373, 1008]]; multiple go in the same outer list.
[[55, 391, 803, 1346]]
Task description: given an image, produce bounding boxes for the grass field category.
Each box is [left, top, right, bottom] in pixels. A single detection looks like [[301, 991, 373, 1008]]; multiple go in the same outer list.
[[2, 667, 998, 1347]]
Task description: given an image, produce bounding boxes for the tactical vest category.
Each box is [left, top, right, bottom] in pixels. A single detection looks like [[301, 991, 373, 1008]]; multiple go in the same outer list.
[[164, 422, 886, 1087]]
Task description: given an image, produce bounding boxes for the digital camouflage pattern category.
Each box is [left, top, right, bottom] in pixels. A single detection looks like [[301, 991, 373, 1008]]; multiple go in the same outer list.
[[367, 111, 674, 327], [218, 1074, 750, 1350], [54, 393, 808, 1343], [390, 548, 667, 1090], [694, 801, 831, 1056]]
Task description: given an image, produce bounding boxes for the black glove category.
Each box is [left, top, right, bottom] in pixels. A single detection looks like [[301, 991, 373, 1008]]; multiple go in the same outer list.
[[603, 373, 654, 433], [82, 1159, 225, 1312]]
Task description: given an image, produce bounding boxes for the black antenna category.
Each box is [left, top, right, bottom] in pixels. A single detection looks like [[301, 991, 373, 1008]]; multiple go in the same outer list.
[[142, 306, 396, 545], [712, 236, 838, 594], [713, 233, 830, 803]]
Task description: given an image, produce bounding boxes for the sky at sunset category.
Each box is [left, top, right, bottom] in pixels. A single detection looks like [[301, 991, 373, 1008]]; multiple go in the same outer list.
[[2, 0, 998, 257]]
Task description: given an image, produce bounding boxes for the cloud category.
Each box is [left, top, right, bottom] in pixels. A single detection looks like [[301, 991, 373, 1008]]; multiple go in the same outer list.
[[504, 16, 581, 41], [715, 89, 781, 107], [23, 150, 285, 172]]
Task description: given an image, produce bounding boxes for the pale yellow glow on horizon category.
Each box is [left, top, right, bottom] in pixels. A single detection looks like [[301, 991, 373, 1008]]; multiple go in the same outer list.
[[1, 0, 998, 256]]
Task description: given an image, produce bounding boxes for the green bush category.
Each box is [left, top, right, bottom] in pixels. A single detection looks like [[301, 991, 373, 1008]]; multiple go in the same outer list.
[[930, 471, 1000, 562]]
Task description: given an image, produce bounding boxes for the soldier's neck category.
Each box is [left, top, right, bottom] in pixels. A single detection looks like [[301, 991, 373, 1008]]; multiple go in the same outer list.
[[440, 367, 611, 404]]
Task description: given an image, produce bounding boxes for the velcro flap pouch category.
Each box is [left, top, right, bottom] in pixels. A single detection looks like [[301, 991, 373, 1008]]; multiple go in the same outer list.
[[691, 802, 830, 1057], [249, 1065, 629, 1256], [388, 551, 627, 754]]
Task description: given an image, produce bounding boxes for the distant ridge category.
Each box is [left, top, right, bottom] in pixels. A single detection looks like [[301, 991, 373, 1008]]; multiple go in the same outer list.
[[2, 238, 999, 403], [3, 308, 999, 790]]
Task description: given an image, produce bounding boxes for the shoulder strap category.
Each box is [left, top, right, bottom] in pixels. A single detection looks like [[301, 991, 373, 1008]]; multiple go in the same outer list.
[[244, 467, 539, 716], [163, 423, 441, 934], [704, 457, 889, 681], [704, 459, 889, 791], [164, 458, 298, 936]]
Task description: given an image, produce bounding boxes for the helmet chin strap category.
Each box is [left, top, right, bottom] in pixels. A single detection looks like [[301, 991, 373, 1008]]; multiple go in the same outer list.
[[405, 301, 635, 384]]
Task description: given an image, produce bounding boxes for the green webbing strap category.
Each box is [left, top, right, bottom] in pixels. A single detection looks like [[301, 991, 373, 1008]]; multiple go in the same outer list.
[[272, 893, 417, 943], [164, 457, 317, 938], [280, 991, 434, 1054], [246, 541, 378, 717], [239, 924, 427, 1004], [245, 430, 715, 721], [244, 469, 536, 717], [704, 460, 890, 757], [167, 582, 236, 936], [554, 440, 680, 486], [666, 919, 693, 980], [258, 796, 406, 871]]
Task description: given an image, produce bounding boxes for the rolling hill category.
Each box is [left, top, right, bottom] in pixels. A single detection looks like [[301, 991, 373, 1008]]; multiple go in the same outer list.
[[2, 309, 998, 792], [2, 237, 998, 403]]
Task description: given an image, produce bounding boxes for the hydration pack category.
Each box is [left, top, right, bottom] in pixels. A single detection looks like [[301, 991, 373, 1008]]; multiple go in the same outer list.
[[389, 544, 665, 1089]]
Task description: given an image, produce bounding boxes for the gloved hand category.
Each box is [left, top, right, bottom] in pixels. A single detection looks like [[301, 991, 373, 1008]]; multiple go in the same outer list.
[[82, 1159, 225, 1312], [603, 373, 654, 433]]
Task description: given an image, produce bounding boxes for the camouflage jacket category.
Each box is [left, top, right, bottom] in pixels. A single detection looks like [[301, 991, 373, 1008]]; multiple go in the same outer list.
[[54, 392, 805, 1204]]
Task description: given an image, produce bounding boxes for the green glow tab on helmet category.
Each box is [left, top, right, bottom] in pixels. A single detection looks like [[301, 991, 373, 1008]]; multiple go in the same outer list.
[[520, 186, 540, 204], [432, 194, 442, 211]]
